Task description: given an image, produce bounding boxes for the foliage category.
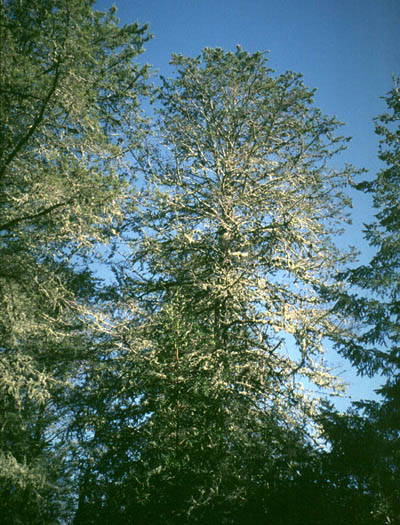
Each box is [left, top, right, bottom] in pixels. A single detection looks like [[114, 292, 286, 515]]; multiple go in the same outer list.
[[317, 401, 400, 524], [0, 0, 150, 520], [3, 3, 396, 517], [72, 47, 359, 522], [325, 77, 400, 525]]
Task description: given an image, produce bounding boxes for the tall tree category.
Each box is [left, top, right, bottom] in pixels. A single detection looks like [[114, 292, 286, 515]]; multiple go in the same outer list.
[[78, 47, 359, 522], [325, 77, 400, 524], [0, 1, 150, 521]]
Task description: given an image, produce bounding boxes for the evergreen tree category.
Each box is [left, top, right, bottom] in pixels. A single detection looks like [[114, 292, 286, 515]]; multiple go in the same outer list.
[[325, 77, 400, 524], [77, 47, 359, 522], [0, 1, 150, 521]]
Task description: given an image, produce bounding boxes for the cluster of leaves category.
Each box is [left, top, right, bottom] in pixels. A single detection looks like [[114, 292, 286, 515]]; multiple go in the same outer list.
[[1, 0, 399, 522]]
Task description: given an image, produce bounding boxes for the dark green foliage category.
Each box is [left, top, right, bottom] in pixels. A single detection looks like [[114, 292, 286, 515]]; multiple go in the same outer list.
[[322, 78, 400, 525], [0, 0, 150, 521]]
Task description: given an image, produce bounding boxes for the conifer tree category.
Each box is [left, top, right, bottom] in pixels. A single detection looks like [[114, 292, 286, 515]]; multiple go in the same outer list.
[[324, 77, 400, 524], [0, 1, 149, 520], [79, 48, 359, 522]]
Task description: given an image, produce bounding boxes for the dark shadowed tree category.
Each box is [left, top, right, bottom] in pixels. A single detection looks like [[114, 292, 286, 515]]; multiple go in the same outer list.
[[320, 77, 400, 525]]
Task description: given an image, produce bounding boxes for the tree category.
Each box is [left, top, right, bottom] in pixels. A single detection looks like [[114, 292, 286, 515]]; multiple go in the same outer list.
[[0, 1, 150, 521], [77, 47, 359, 522], [325, 77, 400, 524]]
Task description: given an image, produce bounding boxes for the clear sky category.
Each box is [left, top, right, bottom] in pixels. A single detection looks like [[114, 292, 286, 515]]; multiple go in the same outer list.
[[95, 0, 400, 410]]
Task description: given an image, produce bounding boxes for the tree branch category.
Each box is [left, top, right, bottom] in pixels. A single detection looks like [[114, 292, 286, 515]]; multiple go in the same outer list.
[[0, 61, 62, 179], [0, 200, 69, 232]]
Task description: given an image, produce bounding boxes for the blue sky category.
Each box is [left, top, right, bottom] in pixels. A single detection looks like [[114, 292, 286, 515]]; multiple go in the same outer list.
[[95, 0, 400, 410]]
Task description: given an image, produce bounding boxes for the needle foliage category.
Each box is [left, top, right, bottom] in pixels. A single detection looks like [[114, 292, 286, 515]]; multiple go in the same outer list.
[[0, 1, 149, 521], [75, 48, 359, 522]]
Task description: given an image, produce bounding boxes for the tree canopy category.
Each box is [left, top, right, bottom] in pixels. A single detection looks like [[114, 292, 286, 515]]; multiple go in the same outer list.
[[70, 47, 360, 522], [0, 0, 149, 521], [0, 2, 398, 522], [322, 77, 400, 524]]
